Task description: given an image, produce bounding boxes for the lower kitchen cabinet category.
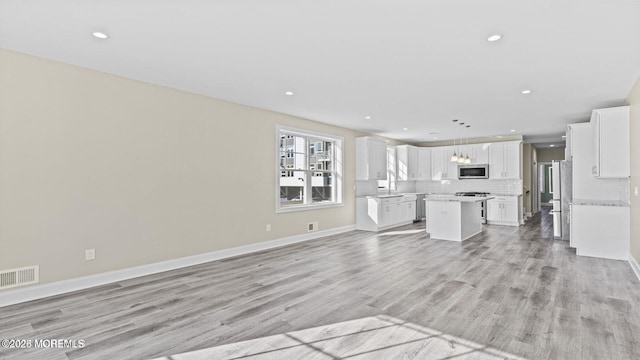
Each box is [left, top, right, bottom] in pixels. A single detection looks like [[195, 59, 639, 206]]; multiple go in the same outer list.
[[487, 196, 522, 226], [356, 196, 416, 231], [570, 204, 629, 260]]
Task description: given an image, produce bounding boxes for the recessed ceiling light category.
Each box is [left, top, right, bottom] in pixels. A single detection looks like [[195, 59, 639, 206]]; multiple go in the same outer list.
[[510, 129, 516, 132], [402, 128, 408, 131], [487, 34, 503, 42], [92, 32, 109, 39], [561, 135, 566, 138], [284, 91, 294, 96], [550, 144, 555, 147], [521, 89, 532, 94], [433, 137, 438, 140], [364, 116, 371, 119], [496, 135, 504, 138]]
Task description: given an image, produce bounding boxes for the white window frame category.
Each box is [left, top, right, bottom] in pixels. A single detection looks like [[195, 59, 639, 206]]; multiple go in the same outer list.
[[276, 125, 344, 213]]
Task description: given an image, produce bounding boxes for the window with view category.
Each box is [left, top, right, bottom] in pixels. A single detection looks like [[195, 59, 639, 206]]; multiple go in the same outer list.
[[277, 126, 343, 212]]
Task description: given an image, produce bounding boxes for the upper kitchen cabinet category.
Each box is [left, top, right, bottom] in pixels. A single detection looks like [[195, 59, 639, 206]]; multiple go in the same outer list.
[[431, 146, 458, 180], [590, 106, 630, 178], [565, 124, 574, 160], [356, 136, 387, 180], [417, 148, 432, 180], [489, 141, 522, 179], [472, 143, 490, 164], [455, 144, 488, 164], [396, 145, 419, 181]]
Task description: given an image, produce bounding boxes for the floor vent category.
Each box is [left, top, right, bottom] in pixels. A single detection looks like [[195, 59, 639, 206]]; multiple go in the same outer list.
[[0, 266, 39, 290]]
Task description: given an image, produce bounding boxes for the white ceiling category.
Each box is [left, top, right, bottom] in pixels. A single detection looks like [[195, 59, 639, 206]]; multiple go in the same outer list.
[[1, 0, 639, 147]]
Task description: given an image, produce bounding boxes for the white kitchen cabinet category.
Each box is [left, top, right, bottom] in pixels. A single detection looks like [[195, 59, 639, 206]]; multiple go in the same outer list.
[[489, 141, 522, 179], [404, 199, 417, 221], [590, 106, 630, 178], [356, 137, 387, 180], [565, 124, 574, 160], [394, 196, 417, 223], [417, 148, 432, 180], [431, 147, 458, 180], [356, 196, 415, 231], [571, 123, 623, 200], [570, 204, 629, 260], [486, 196, 522, 226], [380, 201, 400, 227], [472, 143, 490, 164], [397, 145, 419, 181]]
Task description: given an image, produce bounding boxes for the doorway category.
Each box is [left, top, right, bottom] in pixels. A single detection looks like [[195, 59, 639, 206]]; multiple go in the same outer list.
[[539, 162, 553, 207]]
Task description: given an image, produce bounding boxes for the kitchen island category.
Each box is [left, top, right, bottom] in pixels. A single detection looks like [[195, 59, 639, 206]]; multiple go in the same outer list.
[[426, 195, 494, 242]]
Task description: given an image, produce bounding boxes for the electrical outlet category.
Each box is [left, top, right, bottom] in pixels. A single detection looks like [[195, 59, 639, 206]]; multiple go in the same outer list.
[[266, 224, 271, 232], [85, 249, 95, 261], [308, 221, 318, 232]]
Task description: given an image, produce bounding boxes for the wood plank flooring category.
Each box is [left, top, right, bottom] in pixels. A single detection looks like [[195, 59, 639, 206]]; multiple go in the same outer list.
[[1, 208, 639, 359]]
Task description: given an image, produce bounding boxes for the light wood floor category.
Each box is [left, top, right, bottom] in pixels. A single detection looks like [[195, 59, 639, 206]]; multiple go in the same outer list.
[[1, 209, 639, 360]]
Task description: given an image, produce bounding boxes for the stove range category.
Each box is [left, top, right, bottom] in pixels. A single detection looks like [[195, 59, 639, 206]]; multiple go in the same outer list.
[[454, 192, 490, 197]]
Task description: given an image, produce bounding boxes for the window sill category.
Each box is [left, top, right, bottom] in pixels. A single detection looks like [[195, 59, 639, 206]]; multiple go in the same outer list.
[[277, 202, 344, 213]]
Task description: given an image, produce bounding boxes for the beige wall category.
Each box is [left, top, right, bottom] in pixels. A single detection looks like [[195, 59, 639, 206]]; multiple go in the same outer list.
[[627, 75, 640, 262], [522, 144, 533, 214], [536, 147, 565, 163], [0, 50, 368, 286]]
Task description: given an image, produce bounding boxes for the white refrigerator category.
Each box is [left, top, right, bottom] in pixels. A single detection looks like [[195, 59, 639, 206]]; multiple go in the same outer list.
[[551, 160, 572, 240]]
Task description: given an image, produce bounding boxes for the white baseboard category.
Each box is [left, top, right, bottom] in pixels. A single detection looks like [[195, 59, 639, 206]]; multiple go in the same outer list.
[[0, 225, 356, 308], [630, 254, 640, 283]]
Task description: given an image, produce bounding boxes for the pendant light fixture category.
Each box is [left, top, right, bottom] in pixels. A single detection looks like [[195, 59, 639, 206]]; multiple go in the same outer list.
[[457, 122, 467, 164], [464, 125, 472, 164], [450, 120, 459, 162]]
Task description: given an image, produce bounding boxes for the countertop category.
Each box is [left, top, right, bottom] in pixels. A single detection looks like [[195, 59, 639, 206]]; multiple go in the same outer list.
[[571, 199, 630, 207], [425, 195, 495, 202]]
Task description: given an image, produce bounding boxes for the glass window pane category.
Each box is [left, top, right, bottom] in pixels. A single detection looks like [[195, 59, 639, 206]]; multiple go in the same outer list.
[[279, 171, 306, 207], [312, 172, 333, 203], [280, 134, 306, 170], [309, 138, 333, 172]]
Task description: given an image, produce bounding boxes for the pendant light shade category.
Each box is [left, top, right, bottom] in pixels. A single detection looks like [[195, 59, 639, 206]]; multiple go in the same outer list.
[[450, 119, 459, 162]]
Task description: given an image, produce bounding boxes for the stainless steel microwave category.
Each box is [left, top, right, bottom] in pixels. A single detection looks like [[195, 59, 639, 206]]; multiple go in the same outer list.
[[458, 164, 489, 179]]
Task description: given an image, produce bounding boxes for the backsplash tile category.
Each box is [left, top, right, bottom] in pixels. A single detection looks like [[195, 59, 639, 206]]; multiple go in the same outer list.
[[355, 181, 379, 196]]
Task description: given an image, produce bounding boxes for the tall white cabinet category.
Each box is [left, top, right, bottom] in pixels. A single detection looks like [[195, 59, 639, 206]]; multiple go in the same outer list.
[[590, 106, 630, 178], [356, 137, 387, 180], [489, 141, 522, 179]]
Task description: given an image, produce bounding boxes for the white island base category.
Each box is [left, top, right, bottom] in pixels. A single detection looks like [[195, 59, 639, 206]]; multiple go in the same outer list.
[[427, 199, 483, 242]]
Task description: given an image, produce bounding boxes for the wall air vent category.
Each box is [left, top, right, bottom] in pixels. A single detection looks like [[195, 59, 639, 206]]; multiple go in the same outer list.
[[0, 266, 39, 290]]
